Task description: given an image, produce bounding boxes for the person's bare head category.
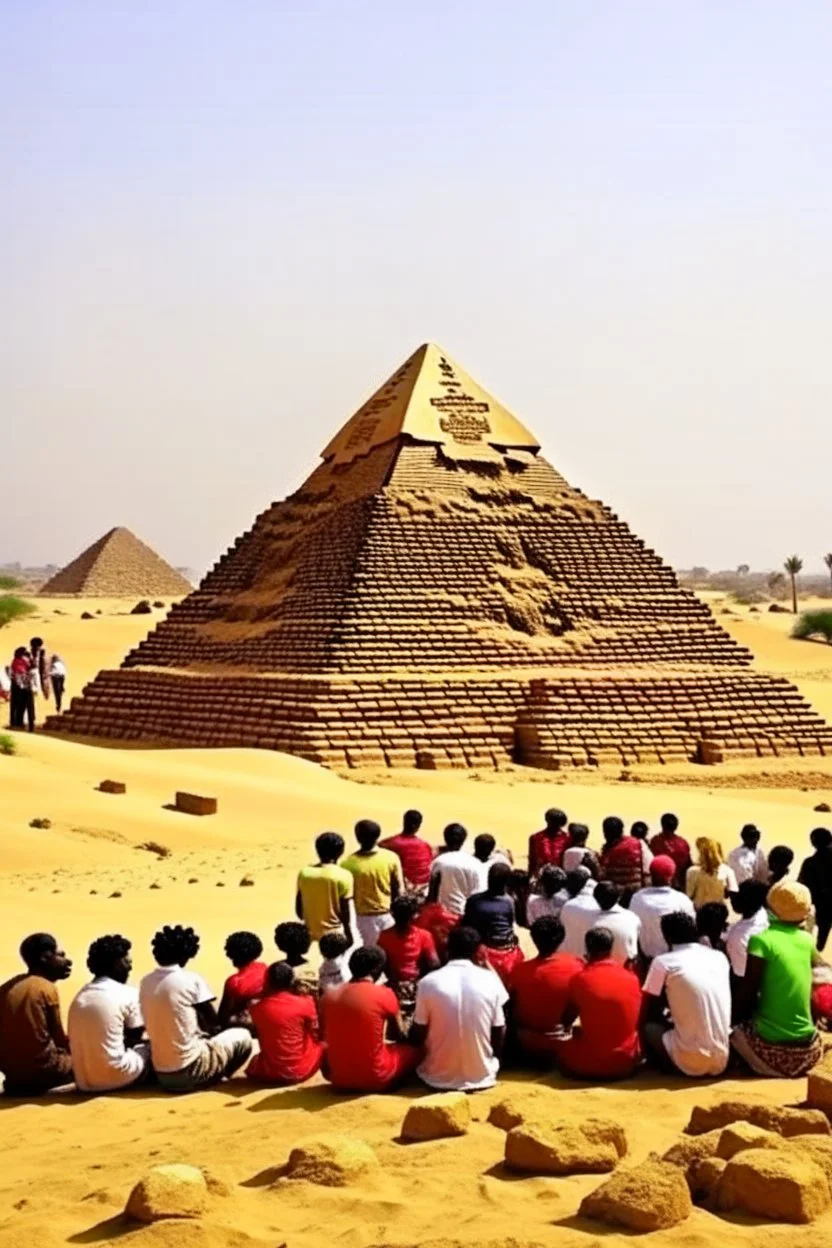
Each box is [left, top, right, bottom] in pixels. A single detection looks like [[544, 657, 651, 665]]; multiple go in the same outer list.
[[315, 831, 345, 864], [87, 934, 132, 983], [443, 823, 467, 851], [584, 927, 614, 963], [487, 862, 512, 895], [349, 945, 386, 982], [355, 819, 381, 851], [544, 808, 567, 834], [602, 816, 624, 846], [530, 916, 565, 957], [473, 833, 496, 863], [631, 821, 649, 841], [402, 810, 423, 837], [538, 865, 565, 898], [568, 822, 589, 846], [565, 867, 590, 898], [593, 881, 620, 912], [446, 925, 482, 963], [660, 813, 679, 835], [740, 824, 760, 849], [20, 933, 72, 981], [732, 880, 768, 920]]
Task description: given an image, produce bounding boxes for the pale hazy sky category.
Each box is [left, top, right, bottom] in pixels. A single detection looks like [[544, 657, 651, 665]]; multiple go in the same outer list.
[[2, 2, 831, 577]]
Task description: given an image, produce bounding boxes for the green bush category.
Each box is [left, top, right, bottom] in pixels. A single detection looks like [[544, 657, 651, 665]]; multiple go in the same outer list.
[[0, 733, 16, 757], [0, 574, 21, 590], [792, 610, 832, 643], [0, 595, 35, 629]]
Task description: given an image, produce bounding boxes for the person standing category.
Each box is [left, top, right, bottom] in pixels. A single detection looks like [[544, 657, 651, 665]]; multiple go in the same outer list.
[[342, 820, 402, 946], [591, 882, 641, 967], [296, 832, 354, 947], [29, 637, 50, 703], [528, 808, 570, 879], [629, 856, 696, 962], [68, 934, 151, 1093], [727, 824, 769, 886], [686, 838, 737, 909], [9, 647, 34, 732], [554, 928, 643, 1080], [380, 809, 434, 894], [649, 813, 692, 889], [427, 824, 481, 918], [0, 933, 73, 1095], [510, 916, 583, 1060], [798, 828, 832, 952], [463, 862, 524, 986], [643, 911, 731, 1077], [49, 654, 67, 713], [598, 816, 645, 899], [246, 964, 323, 1085], [560, 867, 601, 957], [410, 925, 508, 1092]]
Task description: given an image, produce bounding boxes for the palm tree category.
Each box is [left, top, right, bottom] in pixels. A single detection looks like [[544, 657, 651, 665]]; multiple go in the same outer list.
[[784, 555, 804, 614], [825, 552, 832, 593]]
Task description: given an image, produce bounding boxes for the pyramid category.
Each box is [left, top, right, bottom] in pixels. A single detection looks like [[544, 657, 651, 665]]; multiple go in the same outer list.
[[48, 344, 832, 769], [40, 527, 192, 597]]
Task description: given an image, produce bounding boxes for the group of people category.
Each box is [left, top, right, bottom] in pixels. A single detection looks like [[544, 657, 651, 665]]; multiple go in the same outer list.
[[1, 635, 67, 730], [2, 807, 831, 1098]]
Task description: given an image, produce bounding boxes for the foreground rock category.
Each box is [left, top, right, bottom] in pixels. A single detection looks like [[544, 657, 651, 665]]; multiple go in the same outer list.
[[716, 1121, 783, 1160], [686, 1099, 830, 1138], [286, 1135, 379, 1187], [488, 1091, 627, 1160], [125, 1164, 208, 1222], [717, 1149, 831, 1223], [788, 1136, 832, 1185], [579, 1159, 692, 1231], [505, 1124, 618, 1175], [402, 1093, 470, 1141], [807, 1057, 832, 1114], [663, 1129, 723, 1169], [688, 1156, 727, 1205]]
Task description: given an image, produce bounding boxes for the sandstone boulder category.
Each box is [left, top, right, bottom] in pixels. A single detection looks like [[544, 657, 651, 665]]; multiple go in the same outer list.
[[505, 1124, 618, 1175], [576, 1116, 628, 1158], [688, 1156, 727, 1205], [686, 1100, 830, 1138], [717, 1149, 831, 1223], [579, 1159, 692, 1232], [401, 1093, 470, 1141], [716, 1121, 783, 1160], [487, 1088, 559, 1132], [663, 1129, 723, 1170], [125, 1164, 208, 1223], [788, 1136, 832, 1186], [807, 1059, 832, 1115], [286, 1135, 379, 1187]]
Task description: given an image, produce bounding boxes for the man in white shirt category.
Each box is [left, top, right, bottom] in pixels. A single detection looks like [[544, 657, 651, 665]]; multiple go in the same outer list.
[[68, 934, 150, 1093], [629, 856, 696, 960], [591, 882, 640, 966], [410, 925, 508, 1091], [725, 880, 770, 977], [428, 824, 482, 917], [140, 924, 252, 1093], [560, 868, 601, 957], [643, 910, 731, 1076], [726, 825, 769, 887]]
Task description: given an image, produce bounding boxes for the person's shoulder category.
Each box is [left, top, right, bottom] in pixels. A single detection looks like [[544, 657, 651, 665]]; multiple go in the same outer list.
[[26, 974, 59, 1001]]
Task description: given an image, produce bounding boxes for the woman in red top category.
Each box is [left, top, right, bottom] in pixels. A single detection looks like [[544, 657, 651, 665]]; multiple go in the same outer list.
[[247, 963, 323, 1084], [378, 895, 440, 1016]]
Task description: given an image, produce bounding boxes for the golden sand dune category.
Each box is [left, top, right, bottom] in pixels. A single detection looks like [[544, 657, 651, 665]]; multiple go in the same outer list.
[[1, 596, 831, 1247]]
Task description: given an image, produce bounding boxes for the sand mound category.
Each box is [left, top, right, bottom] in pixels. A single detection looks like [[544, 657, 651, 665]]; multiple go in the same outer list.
[[285, 1135, 379, 1187], [125, 1164, 209, 1222]]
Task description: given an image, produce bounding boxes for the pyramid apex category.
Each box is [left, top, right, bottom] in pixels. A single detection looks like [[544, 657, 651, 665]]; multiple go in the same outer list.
[[322, 343, 540, 465]]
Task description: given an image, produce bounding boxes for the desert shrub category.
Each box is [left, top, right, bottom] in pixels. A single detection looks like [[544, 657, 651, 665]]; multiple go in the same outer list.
[[0, 595, 35, 629], [0, 733, 16, 756], [792, 610, 832, 643], [0, 574, 21, 590], [731, 589, 767, 606]]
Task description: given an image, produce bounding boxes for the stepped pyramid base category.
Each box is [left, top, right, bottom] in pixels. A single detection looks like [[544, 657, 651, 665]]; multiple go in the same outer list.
[[47, 666, 832, 771]]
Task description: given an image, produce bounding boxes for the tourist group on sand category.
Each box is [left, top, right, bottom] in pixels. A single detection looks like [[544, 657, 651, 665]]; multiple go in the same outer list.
[[1, 634, 68, 731], [2, 809, 832, 1098]]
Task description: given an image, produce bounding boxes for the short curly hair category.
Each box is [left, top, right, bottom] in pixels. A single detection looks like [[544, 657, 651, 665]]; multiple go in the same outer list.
[[152, 924, 200, 966], [274, 921, 311, 958], [224, 931, 263, 967], [87, 934, 131, 977]]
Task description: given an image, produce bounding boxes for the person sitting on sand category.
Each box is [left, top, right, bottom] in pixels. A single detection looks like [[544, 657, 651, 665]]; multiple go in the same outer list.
[[643, 910, 731, 1077], [685, 838, 737, 909], [274, 922, 318, 996], [528, 808, 569, 879], [139, 925, 252, 1093], [559, 867, 601, 956], [526, 865, 568, 924], [725, 880, 769, 980], [554, 928, 642, 1080], [591, 882, 640, 968], [561, 823, 599, 875], [320, 946, 420, 1093], [731, 881, 824, 1078], [463, 863, 524, 986], [510, 916, 583, 1061], [218, 931, 268, 1026], [767, 844, 794, 886], [696, 902, 730, 954], [246, 964, 323, 1085], [726, 824, 769, 887], [68, 934, 150, 1093], [380, 809, 434, 895], [629, 856, 696, 962], [508, 867, 531, 928], [378, 895, 440, 1016], [598, 816, 646, 900], [414, 897, 459, 962], [342, 820, 402, 946], [427, 823, 481, 918], [296, 832, 354, 946], [410, 925, 508, 1092], [472, 833, 513, 890], [318, 931, 353, 995], [0, 932, 73, 1096], [649, 813, 692, 889], [798, 827, 832, 952]]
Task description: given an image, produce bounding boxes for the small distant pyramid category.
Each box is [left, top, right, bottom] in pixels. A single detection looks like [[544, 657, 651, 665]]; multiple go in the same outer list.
[[41, 527, 192, 597]]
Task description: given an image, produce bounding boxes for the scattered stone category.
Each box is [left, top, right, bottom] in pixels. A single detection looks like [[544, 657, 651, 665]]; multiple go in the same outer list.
[[81, 611, 94, 620], [402, 1092, 470, 1141], [285, 1134, 378, 1187], [187, 878, 198, 884], [505, 1124, 618, 1176], [29, 818, 52, 830], [663, 1129, 723, 1169], [174, 791, 217, 817], [109, 891, 122, 899], [239, 875, 255, 887], [579, 1117, 628, 1158], [131, 600, 153, 615], [686, 1100, 830, 1138], [153, 601, 166, 609], [814, 802, 831, 813], [579, 1158, 692, 1232], [98, 780, 126, 795], [487, 1088, 559, 1131], [717, 1149, 830, 1223], [688, 1156, 727, 1205], [138, 841, 172, 858], [90, 889, 98, 895], [149, 883, 161, 890], [807, 1058, 832, 1114], [125, 1163, 208, 1223], [769, 603, 790, 613], [216, 881, 225, 887], [716, 1121, 784, 1160]]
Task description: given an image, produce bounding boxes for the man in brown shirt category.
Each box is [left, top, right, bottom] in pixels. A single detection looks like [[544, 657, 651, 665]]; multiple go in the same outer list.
[[0, 932, 73, 1095]]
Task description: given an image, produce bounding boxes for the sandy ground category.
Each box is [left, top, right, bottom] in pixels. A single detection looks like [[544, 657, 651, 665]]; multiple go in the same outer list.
[[1, 594, 831, 1248]]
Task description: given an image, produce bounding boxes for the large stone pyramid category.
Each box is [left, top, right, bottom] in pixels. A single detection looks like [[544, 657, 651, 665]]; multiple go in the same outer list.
[[40, 527, 192, 597], [49, 344, 832, 769]]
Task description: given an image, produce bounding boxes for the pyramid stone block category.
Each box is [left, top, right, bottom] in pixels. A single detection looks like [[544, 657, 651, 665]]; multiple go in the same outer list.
[[47, 344, 832, 769]]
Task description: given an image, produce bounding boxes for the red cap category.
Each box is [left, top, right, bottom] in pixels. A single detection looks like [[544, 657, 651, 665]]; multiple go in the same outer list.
[[650, 854, 676, 883]]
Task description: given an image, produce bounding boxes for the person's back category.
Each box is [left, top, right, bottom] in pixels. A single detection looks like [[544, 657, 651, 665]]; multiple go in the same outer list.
[[511, 916, 582, 1056], [140, 964, 211, 1074], [342, 821, 402, 944], [429, 825, 481, 917], [649, 814, 691, 886], [560, 870, 601, 956], [644, 924, 731, 1076], [321, 947, 418, 1092], [629, 857, 695, 958], [599, 818, 644, 895], [296, 832, 354, 943], [591, 883, 640, 965], [749, 919, 815, 1043], [528, 809, 569, 878], [0, 933, 73, 1095], [247, 964, 322, 1085], [799, 828, 832, 951], [68, 934, 148, 1093], [555, 929, 642, 1078], [380, 810, 434, 889]]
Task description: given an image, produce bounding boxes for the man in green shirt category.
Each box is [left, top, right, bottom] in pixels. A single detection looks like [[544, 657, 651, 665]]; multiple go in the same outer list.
[[731, 880, 823, 1077]]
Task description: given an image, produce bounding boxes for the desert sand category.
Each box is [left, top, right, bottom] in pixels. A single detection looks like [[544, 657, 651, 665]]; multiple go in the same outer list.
[[1, 594, 831, 1248]]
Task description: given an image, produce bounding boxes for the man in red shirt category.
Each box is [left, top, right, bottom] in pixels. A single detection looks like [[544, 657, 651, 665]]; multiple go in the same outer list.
[[528, 809, 570, 880], [380, 810, 434, 893], [510, 915, 583, 1060], [598, 816, 645, 899], [554, 927, 643, 1079], [247, 964, 323, 1084], [320, 946, 420, 1092], [378, 896, 440, 989], [649, 812, 692, 889], [218, 931, 268, 1026]]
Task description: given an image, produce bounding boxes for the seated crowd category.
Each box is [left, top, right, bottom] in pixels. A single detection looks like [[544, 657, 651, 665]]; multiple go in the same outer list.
[[1, 809, 831, 1098]]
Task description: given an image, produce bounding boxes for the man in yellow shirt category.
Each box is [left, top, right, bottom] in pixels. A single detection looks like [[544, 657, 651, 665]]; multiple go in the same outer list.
[[296, 833, 354, 947], [343, 820, 403, 947]]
